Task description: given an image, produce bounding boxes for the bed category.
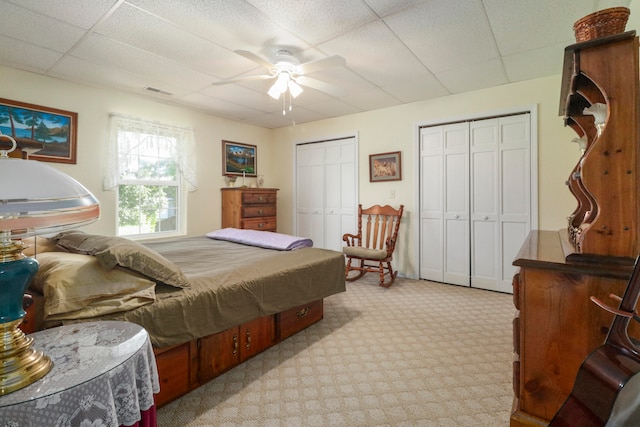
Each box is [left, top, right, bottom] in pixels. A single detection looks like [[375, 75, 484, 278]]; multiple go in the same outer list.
[[23, 230, 346, 406]]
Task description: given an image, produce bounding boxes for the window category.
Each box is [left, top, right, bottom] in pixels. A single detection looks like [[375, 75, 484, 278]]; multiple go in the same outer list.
[[105, 115, 197, 238]]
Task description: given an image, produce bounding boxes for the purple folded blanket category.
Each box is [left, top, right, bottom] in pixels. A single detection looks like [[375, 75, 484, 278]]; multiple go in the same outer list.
[[206, 228, 313, 251]]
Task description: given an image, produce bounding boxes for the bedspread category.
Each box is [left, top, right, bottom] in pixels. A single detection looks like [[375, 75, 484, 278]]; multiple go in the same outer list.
[[72, 236, 345, 348]]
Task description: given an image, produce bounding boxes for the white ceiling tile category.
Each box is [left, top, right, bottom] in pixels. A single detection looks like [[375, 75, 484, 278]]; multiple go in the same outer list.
[[364, 0, 430, 17], [49, 56, 192, 103], [70, 34, 214, 92], [381, 74, 450, 103], [340, 87, 401, 111], [178, 92, 266, 122], [127, 0, 307, 55], [502, 43, 567, 83], [94, 3, 253, 79], [5, 0, 118, 29], [246, 0, 378, 44], [436, 59, 507, 94], [385, 0, 499, 74], [303, 98, 363, 118], [0, 34, 62, 73], [0, 1, 86, 52], [484, 0, 597, 55], [320, 20, 432, 87]]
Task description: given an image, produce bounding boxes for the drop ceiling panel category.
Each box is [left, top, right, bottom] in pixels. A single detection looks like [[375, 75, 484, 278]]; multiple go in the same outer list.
[[320, 20, 432, 87], [340, 87, 401, 111], [128, 0, 307, 54], [484, 0, 591, 54], [386, 0, 499, 74], [94, 3, 250, 79], [364, 0, 430, 17], [246, 0, 379, 44], [303, 98, 363, 118], [436, 59, 507, 94], [502, 44, 566, 82], [0, 35, 62, 73], [49, 56, 191, 99], [5, 0, 118, 29], [382, 75, 450, 103], [68, 34, 214, 92], [0, 1, 86, 53]]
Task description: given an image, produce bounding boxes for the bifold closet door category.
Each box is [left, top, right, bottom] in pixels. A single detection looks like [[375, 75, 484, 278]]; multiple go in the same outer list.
[[296, 138, 356, 252], [470, 115, 530, 293], [420, 113, 531, 294], [420, 122, 470, 286]]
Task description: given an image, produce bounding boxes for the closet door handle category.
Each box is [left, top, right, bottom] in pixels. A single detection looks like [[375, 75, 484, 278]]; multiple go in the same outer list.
[[483, 216, 489, 220]]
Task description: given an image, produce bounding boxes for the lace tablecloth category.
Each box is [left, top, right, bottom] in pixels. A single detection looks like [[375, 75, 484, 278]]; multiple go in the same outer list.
[[0, 321, 160, 427]]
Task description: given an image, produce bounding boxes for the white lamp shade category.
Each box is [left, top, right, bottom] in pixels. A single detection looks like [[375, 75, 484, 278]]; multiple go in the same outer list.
[[0, 158, 100, 236]]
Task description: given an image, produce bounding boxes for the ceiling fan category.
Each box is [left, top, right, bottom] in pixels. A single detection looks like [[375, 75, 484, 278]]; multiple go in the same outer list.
[[213, 49, 347, 103]]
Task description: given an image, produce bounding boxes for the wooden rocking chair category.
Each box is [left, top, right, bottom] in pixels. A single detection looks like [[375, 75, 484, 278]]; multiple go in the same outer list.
[[342, 204, 404, 287]]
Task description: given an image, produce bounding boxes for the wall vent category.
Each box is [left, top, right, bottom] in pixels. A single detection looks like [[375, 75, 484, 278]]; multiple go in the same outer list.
[[144, 86, 173, 96]]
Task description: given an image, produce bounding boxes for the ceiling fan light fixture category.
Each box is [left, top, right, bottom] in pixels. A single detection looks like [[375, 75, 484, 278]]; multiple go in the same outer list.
[[288, 80, 303, 98], [268, 73, 290, 99]]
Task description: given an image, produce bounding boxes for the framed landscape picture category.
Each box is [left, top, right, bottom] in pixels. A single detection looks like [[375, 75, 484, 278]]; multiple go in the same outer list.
[[369, 151, 402, 182], [0, 98, 77, 164], [222, 140, 257, 176]]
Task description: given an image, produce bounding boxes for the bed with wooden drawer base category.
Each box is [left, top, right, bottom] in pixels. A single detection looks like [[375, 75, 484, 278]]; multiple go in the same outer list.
[[22, 233, 346, 407]]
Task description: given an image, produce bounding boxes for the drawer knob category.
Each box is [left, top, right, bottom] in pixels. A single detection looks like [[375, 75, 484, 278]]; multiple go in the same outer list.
[[258, 209, 263, 215], [258, 223, 264, 228], [297, 307, 310, 318], [259, 196, 264, 202]]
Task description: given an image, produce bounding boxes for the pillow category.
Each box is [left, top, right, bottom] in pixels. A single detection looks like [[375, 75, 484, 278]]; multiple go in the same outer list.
[[52, 231, 190, 289], [30, 252, 156, 321]]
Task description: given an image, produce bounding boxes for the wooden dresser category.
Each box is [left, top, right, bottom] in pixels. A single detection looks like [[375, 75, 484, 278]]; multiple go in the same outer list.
[[221, 187, 278, 231], [511, 32, 640, 426]]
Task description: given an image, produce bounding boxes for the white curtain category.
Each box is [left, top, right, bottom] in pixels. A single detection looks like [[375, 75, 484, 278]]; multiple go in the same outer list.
[[104, 114, 198, 192]]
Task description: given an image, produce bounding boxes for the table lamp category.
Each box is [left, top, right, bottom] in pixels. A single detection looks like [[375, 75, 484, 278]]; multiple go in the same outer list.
[[0, 133, 100, 395]]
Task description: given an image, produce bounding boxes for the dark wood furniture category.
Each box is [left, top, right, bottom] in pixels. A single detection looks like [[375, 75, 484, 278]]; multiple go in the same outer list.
[[221, 187, 278, 231], [342, 204, 404, 287], [511, 31, 640, 427], [153, 299, 323, 407], [22, 293, 324, 408]]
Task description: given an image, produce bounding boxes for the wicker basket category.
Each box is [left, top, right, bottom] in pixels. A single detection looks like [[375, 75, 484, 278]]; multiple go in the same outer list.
[[573, 7, 630, 42]]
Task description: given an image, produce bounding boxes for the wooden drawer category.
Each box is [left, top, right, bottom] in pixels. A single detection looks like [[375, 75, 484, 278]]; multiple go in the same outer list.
[[154, 342, 191, 407], [241, 217, 276, 231], [243, 192, 276, 204], [242, 204, 276, 218], [277, 299, 323, 341], [242, 315, 276, 359]]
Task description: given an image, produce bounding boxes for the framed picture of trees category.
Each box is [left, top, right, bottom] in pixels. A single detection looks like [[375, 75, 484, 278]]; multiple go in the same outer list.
[[222, 140, 257, 176], [0, 98, 77, 164]]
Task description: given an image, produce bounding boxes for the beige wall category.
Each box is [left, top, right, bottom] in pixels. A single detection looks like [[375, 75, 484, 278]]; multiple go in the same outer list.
[[273, 74, 577, 278], [1, 65, 273, 237], [2, 65, 579, 279]]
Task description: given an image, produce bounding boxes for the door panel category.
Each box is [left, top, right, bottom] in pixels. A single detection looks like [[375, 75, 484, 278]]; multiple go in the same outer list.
[[420, 112, 532, 294], [296, 138, 356, 251]]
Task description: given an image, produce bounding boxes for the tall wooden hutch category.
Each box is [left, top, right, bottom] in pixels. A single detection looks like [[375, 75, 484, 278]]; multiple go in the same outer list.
[[511, 31, 640, 426]]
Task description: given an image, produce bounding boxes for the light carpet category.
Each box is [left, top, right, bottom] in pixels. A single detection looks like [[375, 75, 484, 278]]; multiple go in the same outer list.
[[157, 275, 514, 426]]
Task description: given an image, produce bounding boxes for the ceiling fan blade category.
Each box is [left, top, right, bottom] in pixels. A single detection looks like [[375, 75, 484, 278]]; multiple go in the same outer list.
[[296, 76, 344, 97], [212, 74, 275, 86], [234, 50, 274, 69], [297, 55, 346, 75]]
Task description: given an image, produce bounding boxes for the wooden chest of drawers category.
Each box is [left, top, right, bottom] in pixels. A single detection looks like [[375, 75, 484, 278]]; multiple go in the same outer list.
[[221, 187, 278, 231]]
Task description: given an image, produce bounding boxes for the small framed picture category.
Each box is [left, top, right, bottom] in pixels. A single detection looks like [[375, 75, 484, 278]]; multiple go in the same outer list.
[[222, 140, 257, 176], [369, 151, 402, 182], [0, 97, 78, 164]]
